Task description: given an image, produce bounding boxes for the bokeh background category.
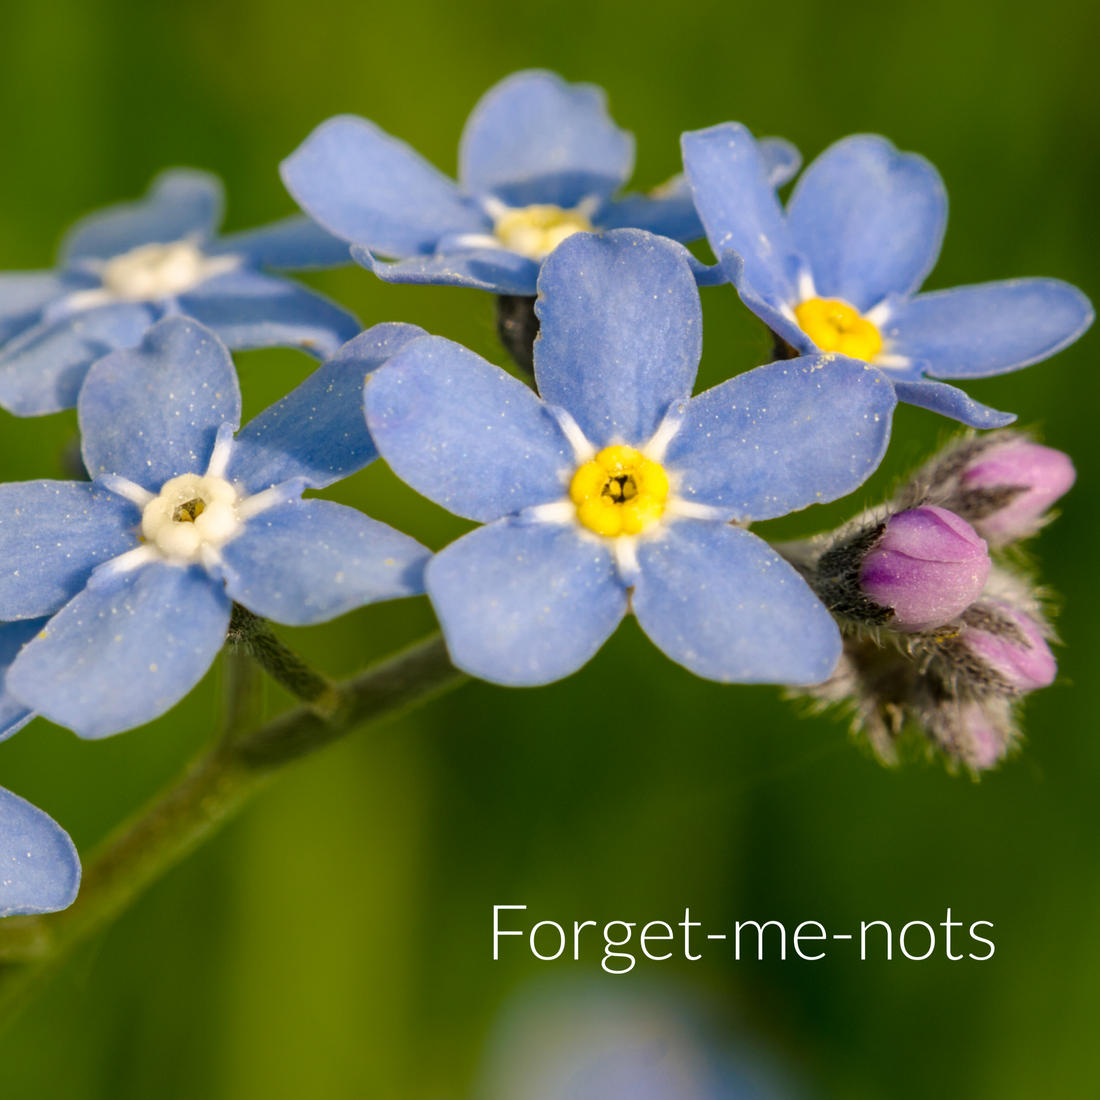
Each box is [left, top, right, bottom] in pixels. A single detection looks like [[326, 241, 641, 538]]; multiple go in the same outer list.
[[1, 0, 1098, 1095]]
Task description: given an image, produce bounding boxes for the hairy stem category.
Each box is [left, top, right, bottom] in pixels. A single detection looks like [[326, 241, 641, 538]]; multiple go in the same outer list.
[[0, 631, 465, 1027]]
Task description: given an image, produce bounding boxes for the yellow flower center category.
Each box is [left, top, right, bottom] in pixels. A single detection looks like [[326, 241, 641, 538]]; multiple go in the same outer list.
[[569, 445, 669, 537], [494, 204, 592, 261], [794, 297, 882, 361]]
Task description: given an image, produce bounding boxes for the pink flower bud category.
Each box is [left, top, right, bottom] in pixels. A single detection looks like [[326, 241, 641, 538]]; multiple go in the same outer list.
[[958, 703, 1007, 771], [859, 506, 991, 631], [963, 604, 1056, 692], [962, 441, 1075, 543]]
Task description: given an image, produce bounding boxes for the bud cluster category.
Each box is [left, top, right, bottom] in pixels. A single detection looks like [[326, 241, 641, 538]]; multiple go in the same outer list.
[[780, 431, 1072, 773]]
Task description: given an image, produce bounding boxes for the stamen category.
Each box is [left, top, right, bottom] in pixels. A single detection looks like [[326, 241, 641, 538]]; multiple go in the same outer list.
[[172, 498, 206, 523]]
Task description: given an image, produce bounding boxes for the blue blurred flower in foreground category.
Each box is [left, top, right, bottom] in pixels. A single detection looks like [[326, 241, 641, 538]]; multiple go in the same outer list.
[[0, 169, 361, 417], [0, 785, 81, 919], [682, 125, 1094, 428], [365, 229, 896, 687], [281, 69, 801, 296], [474, 980, 804, 1100], [0, 316, 430, 738]]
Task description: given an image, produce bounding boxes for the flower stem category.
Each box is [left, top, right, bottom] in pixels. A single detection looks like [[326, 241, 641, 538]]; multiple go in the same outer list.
[[494, 294, 539, 377], [0, 631, 465, 1028]]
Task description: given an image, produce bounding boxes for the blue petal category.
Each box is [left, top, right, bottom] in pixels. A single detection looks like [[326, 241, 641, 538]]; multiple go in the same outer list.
[[0, 482, 139, 619], [0, 272, 67, 345], [758, 136, 803, 188], [596, 175, 703, 243], [534, 229, 702, 447], [884, 277, 1095, 379], [79, 316, 241, 489], [355, 244, 540, 296], [665, 355, 896, 520], [426, 519, 627, 686], [7, 561, 231, 739], [222, 499, 428, 625], [458, 70, 635, 208], [176, 268, 361, 360], [229, 322, 426, 493], [211, 215, 353, 269], [891, 379, 1017, 428], [0, 303, 156, 417], [719, 251, 815, 352], [61, 169, 225, 264], [682, 123, 801, 308], [0, 786, 80, 918], [786, 135, 947, 313], [598, 138, 800, 245], [633, 521, 841, 684], [0, 618, 48, 742], [280, 115, 487, 258], [364, 336, 572, 522]]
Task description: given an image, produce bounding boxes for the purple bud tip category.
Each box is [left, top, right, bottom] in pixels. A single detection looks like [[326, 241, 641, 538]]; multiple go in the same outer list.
[[859, 506, 991, 631], [964, 604, 1057, 692], [963, 442, 1076, 542]]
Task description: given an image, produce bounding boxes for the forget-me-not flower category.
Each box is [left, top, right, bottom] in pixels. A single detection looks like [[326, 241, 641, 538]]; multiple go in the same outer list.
[[281, 69, 801, 296], [682, 124, 1095, 428], [0, 169, 361, 417], [1, 784, 81, 918], [0, 316, 430, 738], [364, 229, 897, 687]]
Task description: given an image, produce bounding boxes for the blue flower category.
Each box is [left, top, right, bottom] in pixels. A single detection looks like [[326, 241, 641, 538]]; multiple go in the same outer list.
[[1, 784, 81, 918], [363, 229, 897, 687], [281, 69, 801, 296], [0, 169, 362, 417], [681, 124, 1095, 428], [0, 316, 430, 739]]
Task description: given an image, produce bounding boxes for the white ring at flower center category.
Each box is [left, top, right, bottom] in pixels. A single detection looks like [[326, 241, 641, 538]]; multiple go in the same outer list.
[[141, 473, 240, 562], [100, 240, 240, 301]]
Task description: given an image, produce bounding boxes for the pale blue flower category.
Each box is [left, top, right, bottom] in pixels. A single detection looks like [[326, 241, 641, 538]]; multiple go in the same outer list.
[[364, 229, 897, 687], [0, 170, 360, 416], [0, 316, 429, 738], [682, 124, 1094, 428], [282, 70, 800, 295]]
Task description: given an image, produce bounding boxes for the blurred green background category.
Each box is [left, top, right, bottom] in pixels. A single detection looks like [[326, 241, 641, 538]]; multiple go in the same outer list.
[[1, 0, 1098, 1095]]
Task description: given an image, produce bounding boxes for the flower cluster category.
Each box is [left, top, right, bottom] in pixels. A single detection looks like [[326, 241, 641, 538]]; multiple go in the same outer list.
[[782, 431, 1074, 771], [0, 69, 1091, 916]]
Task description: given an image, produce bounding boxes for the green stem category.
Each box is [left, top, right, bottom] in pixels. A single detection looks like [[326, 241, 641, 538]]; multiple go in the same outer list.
[[0, 631, 465, 1027]]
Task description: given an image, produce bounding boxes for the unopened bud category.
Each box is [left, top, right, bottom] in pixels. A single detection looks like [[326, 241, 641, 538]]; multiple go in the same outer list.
[[859, 506, 991, 631], [962, 604, 1056, 693], [954, 702, 1009, 772], [961, 441, 1075, 544]]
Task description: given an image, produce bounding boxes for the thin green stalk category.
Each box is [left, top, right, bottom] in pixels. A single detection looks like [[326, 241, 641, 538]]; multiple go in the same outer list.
[[0, 631, 465, 1027]]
